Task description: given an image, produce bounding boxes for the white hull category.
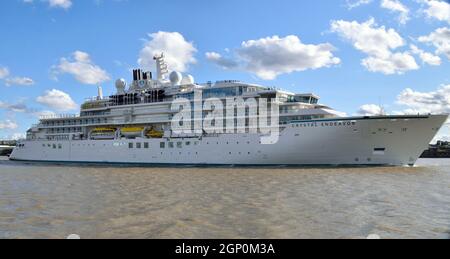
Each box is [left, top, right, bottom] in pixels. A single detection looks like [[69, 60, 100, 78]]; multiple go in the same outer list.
[[10, 115, 448, 166]]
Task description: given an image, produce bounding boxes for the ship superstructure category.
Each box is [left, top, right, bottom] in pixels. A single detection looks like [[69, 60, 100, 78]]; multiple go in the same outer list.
[[11, 53, 448, 166]]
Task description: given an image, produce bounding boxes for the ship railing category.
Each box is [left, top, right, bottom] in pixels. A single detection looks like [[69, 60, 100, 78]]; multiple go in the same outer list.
[[84, 96, 111, 102], [39, 114, 80, 120]]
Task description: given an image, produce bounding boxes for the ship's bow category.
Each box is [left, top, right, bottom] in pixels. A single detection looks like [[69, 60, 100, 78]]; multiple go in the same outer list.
[[381, 114, 448, 166]]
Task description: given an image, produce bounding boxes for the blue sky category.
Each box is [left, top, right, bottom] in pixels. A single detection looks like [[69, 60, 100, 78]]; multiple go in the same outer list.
[[1, 0, 450, 141]]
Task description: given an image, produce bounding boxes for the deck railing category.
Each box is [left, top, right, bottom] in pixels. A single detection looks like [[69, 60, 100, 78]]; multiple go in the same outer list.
[[39, 114, 80, 120]]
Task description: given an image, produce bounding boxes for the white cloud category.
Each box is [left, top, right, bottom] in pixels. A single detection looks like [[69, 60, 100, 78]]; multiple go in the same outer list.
[[209, 35, 340, 80], [4, 77, 35, 87], [0, 66, 35, 86], [0, 120, 18, 130], [138, 31, 197, 73], [53, 51, 110, 85], [0, 101, 32, 113], [397, 85, 450, 114], [357, 104, 385, 116], [331, 19, 404, 58], [346, 0, 409, 24], [381, 0, 410, 24], [9, 133, 26, 140], [36, 89, 77, 111], [205, 52, 238, 70], [419, 27, 450, 60], [423, 0, 450, 24], [239, 35, 341, 80], [24, 0, 72, 9], [331, 19, 419, 74], [362, 52, 419, 74], [346, 0, 373, 9], [48, 0, 72, 10], [0, 101, 55, 118], [0, 66, 10, 79], [410, 44, 442, 66]]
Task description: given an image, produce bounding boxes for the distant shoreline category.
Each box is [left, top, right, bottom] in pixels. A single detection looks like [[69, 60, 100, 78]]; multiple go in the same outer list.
[[421, 141, 450, 158]]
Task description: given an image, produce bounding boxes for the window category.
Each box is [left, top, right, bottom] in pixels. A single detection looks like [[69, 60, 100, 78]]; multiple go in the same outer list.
[[177, 142, 182, 148], [42, 144, 46, 147], [169, 142, 174, 148], [136, 143, 142, 149], [160, 142, 165, 149], [144, 142, 149, 149], [185, 141, 191, 146], [129, 143, 133, 149], [53, 144, 56, 149], [58, 144, 62, 149]]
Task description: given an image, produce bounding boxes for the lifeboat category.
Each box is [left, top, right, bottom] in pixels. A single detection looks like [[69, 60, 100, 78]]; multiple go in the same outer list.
[[146, 128, 164, 138], [90, 127, 116, 140], [121, 127, 144, 138]]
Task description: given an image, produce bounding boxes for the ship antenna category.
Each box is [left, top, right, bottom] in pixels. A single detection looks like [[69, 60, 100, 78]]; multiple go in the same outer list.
[[378, 96, 385, 116], [153, 52, 169, 81]]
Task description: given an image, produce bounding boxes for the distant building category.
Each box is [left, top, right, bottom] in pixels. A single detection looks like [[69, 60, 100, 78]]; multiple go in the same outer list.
[[0, 140, 16, 146], [0, 140, 16, 156]]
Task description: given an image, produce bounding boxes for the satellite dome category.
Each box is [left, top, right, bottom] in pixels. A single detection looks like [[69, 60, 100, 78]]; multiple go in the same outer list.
[[115, 78, 127, 94], [169, 71, 182, 86], [181, 74, 195, 85]]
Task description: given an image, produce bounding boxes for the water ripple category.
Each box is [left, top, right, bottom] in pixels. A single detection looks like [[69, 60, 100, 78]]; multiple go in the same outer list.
[[0, 157, 449, 239]]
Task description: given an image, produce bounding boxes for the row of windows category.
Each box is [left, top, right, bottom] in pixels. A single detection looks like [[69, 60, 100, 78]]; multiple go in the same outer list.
[[125, 140, 259, 149], [80, 111, 111, 117], [125, 141, 201, 149], [41, 141, 255, 155], [39, 139, 262, 151], [46, 128, 82, 134], [41, 118, 108, 127], [42, 143, 63, 149], [128, 142, 150, 149], [157, 151, 255, 156], [46, 135, 70, 141]]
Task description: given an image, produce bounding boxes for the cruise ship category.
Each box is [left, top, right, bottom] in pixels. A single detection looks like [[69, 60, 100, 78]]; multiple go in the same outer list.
[[10, 53, 448, 166]]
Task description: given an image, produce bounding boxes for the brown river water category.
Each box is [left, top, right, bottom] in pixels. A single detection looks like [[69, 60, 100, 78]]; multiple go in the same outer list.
[[0, 157, 449, 239]]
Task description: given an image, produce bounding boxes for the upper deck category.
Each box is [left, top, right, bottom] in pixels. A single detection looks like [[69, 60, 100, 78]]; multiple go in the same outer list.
[[26, 53, 342, 142]]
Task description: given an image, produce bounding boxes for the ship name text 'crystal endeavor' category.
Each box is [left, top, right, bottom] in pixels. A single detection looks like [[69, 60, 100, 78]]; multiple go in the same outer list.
[[11, 53, 448, 166]]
